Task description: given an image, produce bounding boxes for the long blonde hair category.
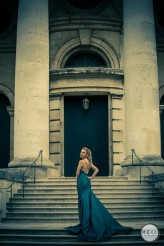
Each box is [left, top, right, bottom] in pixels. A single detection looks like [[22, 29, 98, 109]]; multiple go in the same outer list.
[[82, 147, 92, 167]]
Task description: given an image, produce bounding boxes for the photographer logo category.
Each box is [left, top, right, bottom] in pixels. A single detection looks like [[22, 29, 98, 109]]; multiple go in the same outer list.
[[141, 223, 159, 242]]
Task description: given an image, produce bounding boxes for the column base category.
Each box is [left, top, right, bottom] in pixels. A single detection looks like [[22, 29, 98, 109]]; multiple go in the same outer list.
[[8, 157, 54, 168], [7, 157, 61, 178], [0, 166, 60, 180], [118, 155, 164, 178], [7, 157, 59, 178]]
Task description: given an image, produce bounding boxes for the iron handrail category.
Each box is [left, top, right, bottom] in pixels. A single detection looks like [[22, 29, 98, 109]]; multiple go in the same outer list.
[[0, 150, 43, 212], [22, 150, 43, 197], [131, 149, 164, 194]]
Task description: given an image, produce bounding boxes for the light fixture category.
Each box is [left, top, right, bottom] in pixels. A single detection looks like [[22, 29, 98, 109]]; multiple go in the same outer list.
[[82, 97, 90, 110]]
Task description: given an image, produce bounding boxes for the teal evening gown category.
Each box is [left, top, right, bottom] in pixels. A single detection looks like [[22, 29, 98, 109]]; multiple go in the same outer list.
[[66, 170, 133, 242]]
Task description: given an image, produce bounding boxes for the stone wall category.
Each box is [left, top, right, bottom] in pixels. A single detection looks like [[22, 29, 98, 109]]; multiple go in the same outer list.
[[0, 179, 21, 221], [49, 96, 62, 175]]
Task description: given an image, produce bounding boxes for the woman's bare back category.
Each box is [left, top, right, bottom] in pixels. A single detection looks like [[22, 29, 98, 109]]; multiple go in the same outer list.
[[81, 159, 90, 174]]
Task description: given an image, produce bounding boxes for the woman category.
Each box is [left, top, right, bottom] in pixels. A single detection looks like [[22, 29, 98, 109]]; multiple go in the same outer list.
[[66, 147, 133, 242]]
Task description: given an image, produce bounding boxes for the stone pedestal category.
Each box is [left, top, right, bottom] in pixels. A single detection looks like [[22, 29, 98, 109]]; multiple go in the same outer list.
[[121, 154, 164, 177]]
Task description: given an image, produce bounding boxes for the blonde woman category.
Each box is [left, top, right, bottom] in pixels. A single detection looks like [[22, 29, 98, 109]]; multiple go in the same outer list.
[[66, 147, 133, 242]]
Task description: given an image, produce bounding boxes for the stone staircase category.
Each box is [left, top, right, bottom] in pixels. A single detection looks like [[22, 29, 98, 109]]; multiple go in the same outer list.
[[0, 176, 164, 245]]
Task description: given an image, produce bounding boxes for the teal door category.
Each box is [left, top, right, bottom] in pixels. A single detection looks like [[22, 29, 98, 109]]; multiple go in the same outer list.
[[160, 110, 164, 159], [160, 96, 164, 159], [64, 96, 109, 176]]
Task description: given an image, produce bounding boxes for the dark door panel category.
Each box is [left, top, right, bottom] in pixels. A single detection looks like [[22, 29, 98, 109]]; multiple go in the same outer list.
[[160, 110, 164, 159], [0, 94, 10, 168], [64, 96, 109, 177]]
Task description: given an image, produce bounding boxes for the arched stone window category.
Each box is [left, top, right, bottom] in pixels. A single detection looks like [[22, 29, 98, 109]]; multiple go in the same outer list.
[[51, 36, 120, 69], [64, 51, 108, 68], [68, 0, 102, 9]]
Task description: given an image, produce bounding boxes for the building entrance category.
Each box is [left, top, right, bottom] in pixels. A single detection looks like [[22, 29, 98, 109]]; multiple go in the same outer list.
[[64, 95, 109, 176]]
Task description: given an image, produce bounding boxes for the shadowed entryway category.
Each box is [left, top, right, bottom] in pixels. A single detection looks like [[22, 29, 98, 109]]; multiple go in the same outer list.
[[0, 94, 10, 168], [64, 95, 109, 177]]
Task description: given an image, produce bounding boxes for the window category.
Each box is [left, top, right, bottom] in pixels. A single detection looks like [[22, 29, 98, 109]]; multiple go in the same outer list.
[[64, 51, 107, 68], [68, 0, 102, 9]]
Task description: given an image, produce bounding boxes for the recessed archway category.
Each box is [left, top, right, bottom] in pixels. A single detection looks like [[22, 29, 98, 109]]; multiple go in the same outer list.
[[50, 36, 120, 70]]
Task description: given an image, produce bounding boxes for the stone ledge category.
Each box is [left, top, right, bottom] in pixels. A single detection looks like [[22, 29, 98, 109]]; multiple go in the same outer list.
[[0, 166, 59, 180], [50, 68, 124, 79], [121, 155, 164, 167], [8, 157, 54, 168]]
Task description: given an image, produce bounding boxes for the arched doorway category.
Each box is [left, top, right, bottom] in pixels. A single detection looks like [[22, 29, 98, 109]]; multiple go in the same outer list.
[[0, 94, 10, 168], [63, 50, 110, 176]]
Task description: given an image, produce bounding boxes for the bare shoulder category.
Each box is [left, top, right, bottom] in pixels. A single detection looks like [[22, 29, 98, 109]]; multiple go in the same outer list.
[[78, 160, 88, 168], [79, 160, 85, 165]]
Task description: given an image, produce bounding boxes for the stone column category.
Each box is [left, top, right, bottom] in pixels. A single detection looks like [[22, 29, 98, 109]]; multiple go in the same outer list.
[[9, 0, 53, 167], [122, 0, 164, 174]]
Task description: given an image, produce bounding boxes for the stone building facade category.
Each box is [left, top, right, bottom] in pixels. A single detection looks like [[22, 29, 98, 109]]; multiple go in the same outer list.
[[0, 0, 164, 177]]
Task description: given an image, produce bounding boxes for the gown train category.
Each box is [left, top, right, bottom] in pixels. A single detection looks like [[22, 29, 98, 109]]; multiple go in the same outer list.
[[65, 171, 133, 242]]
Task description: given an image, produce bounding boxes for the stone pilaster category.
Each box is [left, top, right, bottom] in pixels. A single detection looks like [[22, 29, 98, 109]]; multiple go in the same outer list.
[[6, 106, 14, 160], [121, 0, 164, 175], [9, 0, 53, 167]]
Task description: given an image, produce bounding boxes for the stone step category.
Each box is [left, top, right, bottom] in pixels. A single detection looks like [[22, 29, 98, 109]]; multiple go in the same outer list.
[[1, 228, 164, 235], [0, 241, 163, 245], [27, 177, 153, 183], [5, 209, 164, 217], [13, 193, 164, 199], [17, 189, 159, 194], [23, 181, 151, 185], [2, 215, 164, 223], [9, 197, 164, 202], [38, 176, 128, 179], [24, 180, 149, 185], [19, 185, 156, 190], [6, 206, 164, 213], [6, 200, 164, 207], [0, 228, 138, 235], [0, 241, 163, 246], [0, 231, 161, 243]]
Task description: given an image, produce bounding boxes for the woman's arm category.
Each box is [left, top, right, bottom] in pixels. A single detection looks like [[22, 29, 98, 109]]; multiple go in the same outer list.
[[89, 164, 99, 180]]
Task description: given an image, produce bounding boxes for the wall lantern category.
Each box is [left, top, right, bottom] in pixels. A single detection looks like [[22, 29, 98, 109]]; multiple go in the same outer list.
[[82, 97, 90, 110]]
